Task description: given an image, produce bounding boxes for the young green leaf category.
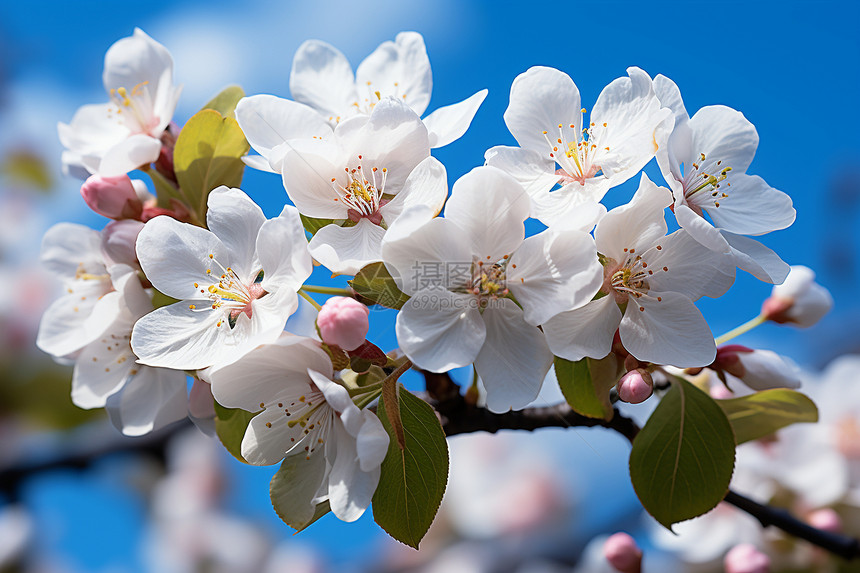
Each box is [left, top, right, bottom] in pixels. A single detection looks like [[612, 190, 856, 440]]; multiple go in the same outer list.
[[213, 401, 257, 463], [629, 377, 736, 529], [373, 387, 448, 549], [173, 109, 250, 224], [716, 389, 818, 445], [554, 354, 621, 421], [300, 214, 336, 236], [201, 85, 245, 118], [349, 262, 410, 310]]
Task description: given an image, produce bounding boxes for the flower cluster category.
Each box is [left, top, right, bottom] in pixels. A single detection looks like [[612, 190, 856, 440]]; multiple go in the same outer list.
[[38, 28, 823, 542]]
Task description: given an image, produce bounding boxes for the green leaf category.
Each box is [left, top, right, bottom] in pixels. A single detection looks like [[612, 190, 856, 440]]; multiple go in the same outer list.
[[554, 354, 621, 421], [173, 109, 250, 224], [349, 262, 410, 310], [373, 387, 449, 549], [214, 401, 257, 463], [201, 85, 245, 117], [716, 389, 818, 445], [300, 214, 335, 236], [150, 288, 179, 310], [629, 377, 736, 529], [0, 150, 53, 192]]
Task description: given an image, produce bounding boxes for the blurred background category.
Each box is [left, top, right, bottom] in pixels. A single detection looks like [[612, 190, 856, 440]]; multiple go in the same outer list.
[[0, 0, 858, 571]]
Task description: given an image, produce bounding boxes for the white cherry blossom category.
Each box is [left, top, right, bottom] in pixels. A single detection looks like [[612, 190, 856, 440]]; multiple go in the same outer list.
[[58, 28, 181, 177], [131, 187, 312, 370], [543, 174, 735, 367], [382, 166, 603, 412], [208, 334, 389, 526], [36, 223, 118, 359], [763, 265, 833, 327], [485, 66, 671, 225], [278, 98, 444, 275], [72, 265, 188, 436], [654, 75, 795, 283], [289, 31, 487, 148]]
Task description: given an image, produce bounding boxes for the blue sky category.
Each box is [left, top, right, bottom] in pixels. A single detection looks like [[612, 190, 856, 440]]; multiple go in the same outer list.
[[2, 0, 859, 570]]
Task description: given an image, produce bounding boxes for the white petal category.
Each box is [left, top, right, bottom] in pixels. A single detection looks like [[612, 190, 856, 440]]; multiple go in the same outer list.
[[444, 166, 530, 262], [235, 95, 332, 165], [475, 299, 553, 413], [96, 134, 162, 176], [379, 156, 447, 223], [645, 230, 736, 300], [702, 173, 795, 236], [103, 28, 173, 101], [722, 232, 790, 284], [356, 411, 389, 472], [206, 187, 266, 279], [279, 147, 348, 219], [71, 328, 135, 408], [37, 286, 119, 358], [508, 229, 602, 325], [504, 66, 581, 153], [483, 145, 559, 199], [689, 105, 759, 174], [529, 181, 613, 227], [58, 103, 128, 158], [258, 205, 313, 291], [395, 287, 485, 372], [356, 32, 432, 117], [653, 74, 692, 183], [308, 219, 386, 276], [269, 448, 328, 528], [106, 365, 188, 436], [307, 369, 363, 436], [594, 173, 670, 260], [543, 295, 622, 361], [41, 223, 104, 278], [673, 200, 729, 253], [381, 217, 472, 295], [590, 67, 670, 186], [621, 291, 716, 367], [136, 216, 229, 301], [242, 408, 294, 465], [290, 40, 356, 117], [242, 154, 276, 173], [210, 334, 331, 412], [327, 423, 378, 522], [130, 302, 231, 370], [423, 89, 487, 148]]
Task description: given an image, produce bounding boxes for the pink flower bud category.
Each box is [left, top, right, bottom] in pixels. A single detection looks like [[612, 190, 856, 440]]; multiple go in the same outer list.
[[603, 532, 642, 573], [762, 266, 832, 327], [101, 219, 144, 267], [616, 369, 653, 404], [317, 297, 369, 351], [81, 174, 144, 220], [807, 508, 842, 533], [724, 544, 770, 573]]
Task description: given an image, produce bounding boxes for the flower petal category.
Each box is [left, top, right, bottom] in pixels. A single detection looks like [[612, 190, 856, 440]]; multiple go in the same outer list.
[[41, 223, 104, 278], [395, 287, 485, 372], [504, 66, 581, 153], [269, 447, 328, 528], [621, 291, 716, 367], [355, 32, 432, 117], [423, 89, 487, 148], [356, 411, 389, 472], [105, 365, 188, 436], [508, 228, 602, 325], [475, 298, 553, 413], [444, 166, 530, 262], [71, 327, 135, 408], [206, 187, 266, 279], [96, 133, 162, 177], [645, 229, 736, 300], [279, 147, 348, 219], [379, 156, 448, 223], [703, 173, 795, 236], [722, 232, 790, 284], [103, 28, 173, 100], [327, 423, 378, 522], [543, 295, 622, 361], [290, 40, 356, 118], [483, 145, 559, 199], [258, 205, 312, 291], [37, 286, 119, 358], [235, 95, 332, 168], [673, 201, 729, 253], [308, 218, 386, 276], [688, 105, 759, 174], [594, 173, 671, 260]]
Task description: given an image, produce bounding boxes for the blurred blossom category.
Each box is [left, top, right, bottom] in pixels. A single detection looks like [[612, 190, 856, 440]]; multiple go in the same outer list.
[[723, 544, 770, 573], [762, 265, 833, 327], [0, 505, 33, 569], [603, 532, 642, 573]]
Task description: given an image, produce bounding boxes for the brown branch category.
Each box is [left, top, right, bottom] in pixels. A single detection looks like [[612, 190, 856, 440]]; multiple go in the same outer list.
[[420, 371, 860, 561]]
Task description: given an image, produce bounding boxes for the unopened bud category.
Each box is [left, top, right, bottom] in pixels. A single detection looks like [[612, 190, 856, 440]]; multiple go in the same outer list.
[[81, 174, 144, 220], [807, 508, 842, 533], [712, 345, 801, 391], [724, 544, 770, 573], [101, 219, 144, 268], [762, 266, 832, 328], [616, 369, 653, 404], [603, 532, 642, 573], [317, 296, 369, 351]]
